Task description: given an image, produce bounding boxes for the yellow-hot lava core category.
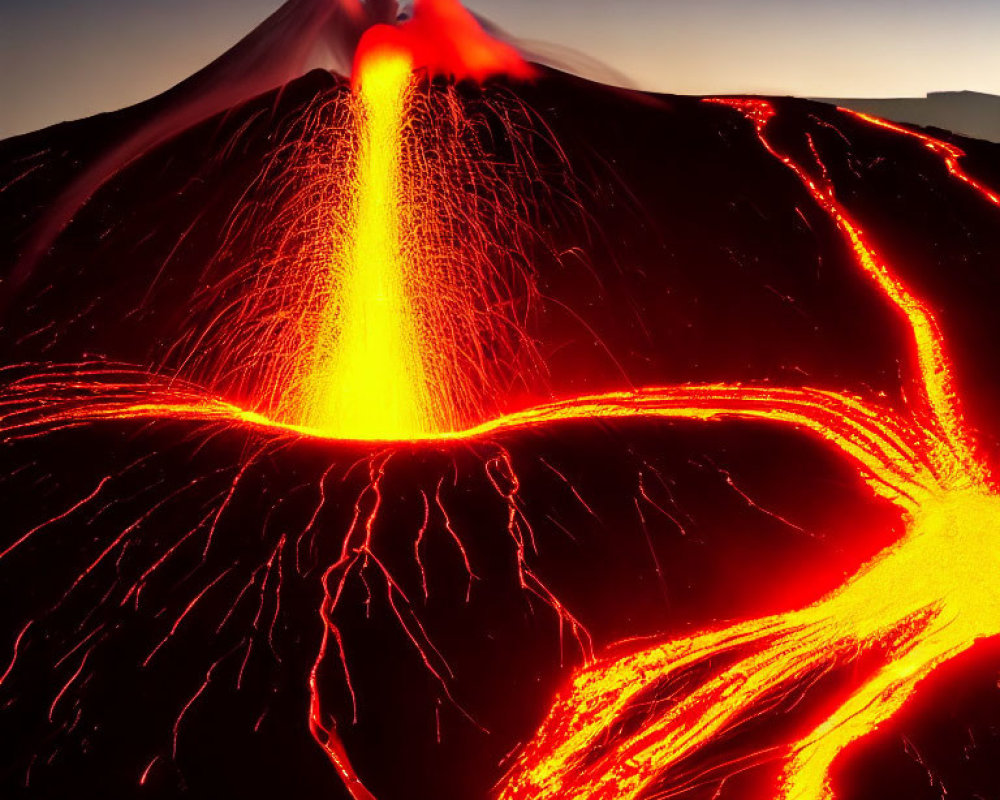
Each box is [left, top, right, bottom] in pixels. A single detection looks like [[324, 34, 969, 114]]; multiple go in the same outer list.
[[300, 50, 435, 440]]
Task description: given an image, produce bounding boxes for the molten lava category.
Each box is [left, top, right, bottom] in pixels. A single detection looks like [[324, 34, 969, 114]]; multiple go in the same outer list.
[[161, 14, 546, 443], [302, 47, 435, 439], [298, 21, 532, 439], [353, 0, 535, 86], [497, 99, 1000, 800], [294, 1, 534, 439]]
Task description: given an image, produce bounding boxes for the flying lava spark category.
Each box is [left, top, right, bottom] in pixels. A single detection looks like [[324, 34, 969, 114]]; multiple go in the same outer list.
[[1, 1, 1000, 799]]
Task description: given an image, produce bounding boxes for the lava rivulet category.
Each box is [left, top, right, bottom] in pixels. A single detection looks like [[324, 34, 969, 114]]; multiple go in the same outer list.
[[841, 108, 1000, 209]]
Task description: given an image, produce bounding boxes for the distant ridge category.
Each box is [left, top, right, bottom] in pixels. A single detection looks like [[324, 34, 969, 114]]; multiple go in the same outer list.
[[810, 91, 1000, 143]]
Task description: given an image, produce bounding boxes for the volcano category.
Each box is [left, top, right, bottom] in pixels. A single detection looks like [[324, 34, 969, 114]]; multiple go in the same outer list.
[[2, 4, 1000, 800]]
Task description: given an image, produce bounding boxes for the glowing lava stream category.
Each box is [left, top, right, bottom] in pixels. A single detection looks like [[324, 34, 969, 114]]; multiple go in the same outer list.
[[496, 100, 1000, 800], [841, 107, 1000, 209]]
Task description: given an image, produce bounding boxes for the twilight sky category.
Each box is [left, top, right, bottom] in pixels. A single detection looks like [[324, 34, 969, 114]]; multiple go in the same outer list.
[[2, 0, 999, 138]]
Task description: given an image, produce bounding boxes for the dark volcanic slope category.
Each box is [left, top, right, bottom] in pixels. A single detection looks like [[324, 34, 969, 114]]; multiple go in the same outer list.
[[1, 68, 999, 800]]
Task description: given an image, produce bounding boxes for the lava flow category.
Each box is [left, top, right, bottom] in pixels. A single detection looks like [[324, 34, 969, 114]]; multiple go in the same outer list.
[[841, 107, 1000, 209], [497, 99, 1000, 800]]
